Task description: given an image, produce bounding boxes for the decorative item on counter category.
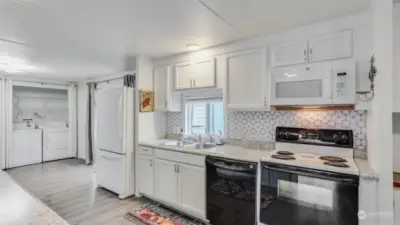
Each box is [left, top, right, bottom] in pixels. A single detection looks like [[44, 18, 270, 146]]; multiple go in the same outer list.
[[140, 90, 154, 112], [357, 55, 377, 102]]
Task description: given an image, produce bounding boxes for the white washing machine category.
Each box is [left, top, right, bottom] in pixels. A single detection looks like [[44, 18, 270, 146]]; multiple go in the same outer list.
[[10, 122, 42, 168]]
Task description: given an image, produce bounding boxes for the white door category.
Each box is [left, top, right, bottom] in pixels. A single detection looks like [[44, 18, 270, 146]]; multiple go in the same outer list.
[[270, 62, 333, 106], [271, 40, 308, 67], [194, 58, 216, 88], [155, 159, 178, 204], [225, 48, 268, 110], [138, 155, 154, 197], [308, 31, 353, 63], [96, 87, 124, 154], [174, 62, 194, 90], [154, 66, 168, 111], [177, 163, 206, 218], [96, 150, 126, 195]]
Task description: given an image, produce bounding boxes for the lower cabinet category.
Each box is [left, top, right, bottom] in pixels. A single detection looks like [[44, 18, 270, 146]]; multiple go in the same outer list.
[[155, 158, 206, 218], [138, 155, 154, 197], [178, 163, 206, 217], [138, 146, 206, 220], [155, 158, 179, 205]]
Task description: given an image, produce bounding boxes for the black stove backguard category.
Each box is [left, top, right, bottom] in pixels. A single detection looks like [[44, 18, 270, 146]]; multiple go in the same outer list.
[[275, 126, 354, 148]]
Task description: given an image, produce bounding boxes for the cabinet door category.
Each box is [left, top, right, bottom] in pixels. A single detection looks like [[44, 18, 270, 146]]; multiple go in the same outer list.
[[174, 62, 194, 90], [177, 164, 206, 217], [138, 155, 154, 197], [226, 48, 268, 110], [308, 31, 352, 63], [154, 66, 168, 111], [271, 40, 308, 67], [194, 58, 216, 88], [155, 159, 179, 204], [359, 178, 378, 225]]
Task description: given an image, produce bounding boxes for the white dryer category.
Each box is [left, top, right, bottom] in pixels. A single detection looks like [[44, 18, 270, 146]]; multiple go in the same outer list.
[[38, 121, 71, 162]]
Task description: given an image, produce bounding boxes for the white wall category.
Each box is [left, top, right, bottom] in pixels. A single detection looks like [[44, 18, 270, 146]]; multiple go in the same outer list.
[[13, 86, 69, 123], [368, 0, 394, 224], [393, 4, 400, 173], [137, 56, 166, 141], [77, 81, 88, 159], [153, 11, 372, 109]]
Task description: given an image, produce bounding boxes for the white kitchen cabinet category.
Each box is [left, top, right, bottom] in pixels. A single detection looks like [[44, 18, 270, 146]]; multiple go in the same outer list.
[[193, 58, 216, 88], [308, 31, 352, 63], [225, 48, 269, 110], [154, 65, 181, 112], [174, 58, 216, 90], [271, 30, 353, 67], [174, 62, 194, 90], [178, 163, 206, 218], [359, 177, 378, 225], [138, 155, 154, 197], [155, 158, 179, 204], [271, 40, 308, 67]]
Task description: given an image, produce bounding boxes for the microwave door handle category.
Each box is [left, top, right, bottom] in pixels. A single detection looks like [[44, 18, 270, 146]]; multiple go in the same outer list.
[[263, 165, 357, 184]]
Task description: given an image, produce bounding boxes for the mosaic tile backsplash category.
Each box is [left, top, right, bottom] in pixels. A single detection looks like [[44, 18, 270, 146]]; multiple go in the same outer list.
[[166, 110, 367, 152]]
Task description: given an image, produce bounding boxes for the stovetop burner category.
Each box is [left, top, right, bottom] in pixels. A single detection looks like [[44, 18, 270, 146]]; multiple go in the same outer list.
[[320, 156, 347, 163], [271, 154, 296, 160], [276, 151, 294, 156], [323, 161, 350, 168]]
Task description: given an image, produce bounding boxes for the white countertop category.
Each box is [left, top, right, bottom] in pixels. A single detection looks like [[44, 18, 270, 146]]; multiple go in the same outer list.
[[355, 158, 379, 181], [139, 139, 272, 162], [139, 139, 379, 179]]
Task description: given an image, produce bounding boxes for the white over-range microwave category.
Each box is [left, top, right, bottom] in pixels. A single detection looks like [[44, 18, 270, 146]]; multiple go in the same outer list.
[[270, 59, 356, 106]]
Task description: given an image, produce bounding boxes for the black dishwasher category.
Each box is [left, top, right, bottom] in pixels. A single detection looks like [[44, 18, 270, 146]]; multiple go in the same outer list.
[[206, 156, 257, 225]]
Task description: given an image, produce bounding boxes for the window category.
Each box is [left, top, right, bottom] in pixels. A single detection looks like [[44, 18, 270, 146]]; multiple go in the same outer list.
[[185, 99, 224, 134]]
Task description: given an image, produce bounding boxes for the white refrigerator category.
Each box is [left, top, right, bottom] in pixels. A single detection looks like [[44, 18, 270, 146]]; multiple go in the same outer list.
[[95, 84, 135, 199]]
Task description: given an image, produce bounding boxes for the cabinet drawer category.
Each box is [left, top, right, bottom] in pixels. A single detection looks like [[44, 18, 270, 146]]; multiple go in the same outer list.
[[139, 146, 154, 156], [155, 149, 205, 167]]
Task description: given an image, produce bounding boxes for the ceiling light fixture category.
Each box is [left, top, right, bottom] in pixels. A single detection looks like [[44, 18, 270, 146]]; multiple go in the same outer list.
[[187, 44, 200, 51]]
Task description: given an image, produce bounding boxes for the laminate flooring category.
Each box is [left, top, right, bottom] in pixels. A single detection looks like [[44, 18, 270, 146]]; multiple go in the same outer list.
[[7, 159, 147, 225]]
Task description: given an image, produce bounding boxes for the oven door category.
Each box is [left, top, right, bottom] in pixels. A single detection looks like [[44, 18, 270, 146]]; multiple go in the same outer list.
[[260, 162, 359, 225], [270, 62, 333, 106]]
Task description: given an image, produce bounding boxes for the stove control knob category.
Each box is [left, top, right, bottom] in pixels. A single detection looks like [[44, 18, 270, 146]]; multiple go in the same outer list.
[[341, 134, 349, 143]]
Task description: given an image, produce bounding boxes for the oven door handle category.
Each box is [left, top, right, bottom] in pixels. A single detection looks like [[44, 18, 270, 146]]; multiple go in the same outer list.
[[263, 165, 358, 184]]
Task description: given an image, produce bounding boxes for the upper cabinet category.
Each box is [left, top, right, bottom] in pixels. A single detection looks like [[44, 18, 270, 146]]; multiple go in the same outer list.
[[308, 31, 353, 63], [225, 48, 269, 110], [193, 58, 216, 88], [154, 65, 181, 112], [174, 62, 194, 90], [271, 40, 308, 67], [271, 30, 353, 67], [174, 58, 216, 90]]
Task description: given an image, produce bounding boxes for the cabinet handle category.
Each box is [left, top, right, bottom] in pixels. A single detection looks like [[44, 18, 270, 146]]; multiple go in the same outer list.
[[150, 159, 152, 167], [309, 49, 313, 61], [177, 165, 180, 173], [264, 97, 266, 106], [174, 164, 177, 173], [304, 49, 307, 62]]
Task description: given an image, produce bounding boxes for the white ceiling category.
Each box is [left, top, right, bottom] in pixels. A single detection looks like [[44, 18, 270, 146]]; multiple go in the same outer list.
[[0, 0, 370, 81]]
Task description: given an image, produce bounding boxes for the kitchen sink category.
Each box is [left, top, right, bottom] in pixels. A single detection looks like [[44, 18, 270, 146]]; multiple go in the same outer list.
[[162, 141, 195, 147], [187, 143, 216, 149]]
